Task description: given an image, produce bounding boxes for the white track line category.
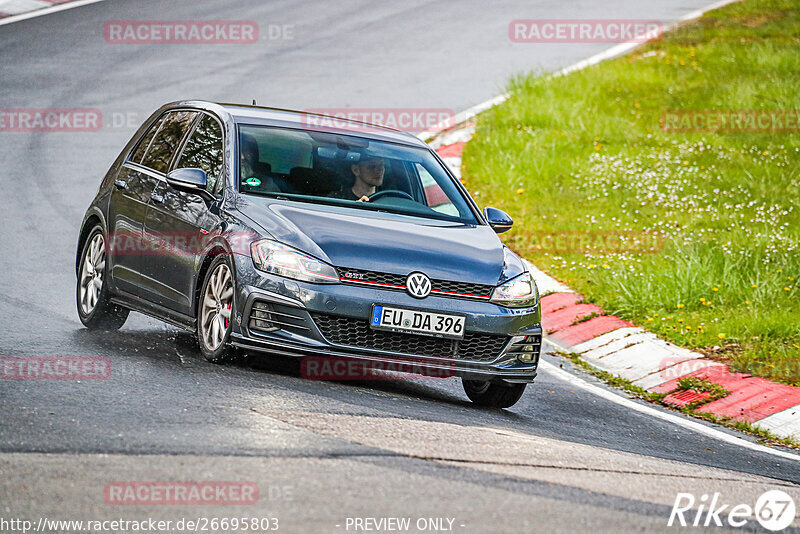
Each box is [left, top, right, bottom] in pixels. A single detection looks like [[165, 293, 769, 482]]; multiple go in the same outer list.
[[0, 0, 107, 27], [539, 349, 800, 463], [419, 0, 741, 140]]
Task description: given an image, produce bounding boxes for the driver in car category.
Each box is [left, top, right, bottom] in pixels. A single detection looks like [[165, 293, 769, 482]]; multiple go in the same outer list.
[[331, 154, 385, 202]]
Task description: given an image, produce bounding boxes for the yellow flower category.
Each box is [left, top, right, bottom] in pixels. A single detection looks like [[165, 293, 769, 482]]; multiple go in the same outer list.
[[691, 61, 697, 67], [700, 297, 706, 302], [745, 300, 750, 304], [680, 60, 685, 66], [683, 161, 689, 166], [647, 317, 654, 322], [785, 287, 791, 291], [595, 144, 602, 151], [678, 319, 684, 323], [751, 284, 757, 288], [634, 103, 641, 108], [516, 188, 525, 194], [594, 137, 600, 141], [763, 151, 768, 155], [705, 302, 712, 306], [778, 269, 783, 273], [677, 304, 685, 308], [588, 264, 596, 269], [686, 326, 691, 330], [690, 50, 695, 56], [701, 166, 705, 169], [602, 263, 610, 268], [718, 333, 726, 339], [712, 287, 719, 292], [793, 344, 800, 349], [789, 277, 795, 281]]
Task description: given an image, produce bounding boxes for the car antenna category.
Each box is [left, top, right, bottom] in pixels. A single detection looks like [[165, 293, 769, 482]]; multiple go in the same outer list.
[[252, 99, 257, 105]]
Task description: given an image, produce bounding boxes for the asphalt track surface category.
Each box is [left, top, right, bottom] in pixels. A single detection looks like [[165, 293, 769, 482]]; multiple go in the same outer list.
[[1, 1, 799, 532]]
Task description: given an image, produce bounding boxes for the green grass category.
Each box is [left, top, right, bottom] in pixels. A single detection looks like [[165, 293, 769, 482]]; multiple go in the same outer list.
[[464, 0, 800, 384]]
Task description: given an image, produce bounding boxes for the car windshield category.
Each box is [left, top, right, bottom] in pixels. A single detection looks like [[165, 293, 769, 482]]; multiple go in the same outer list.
[[236, 124, 478, 224]]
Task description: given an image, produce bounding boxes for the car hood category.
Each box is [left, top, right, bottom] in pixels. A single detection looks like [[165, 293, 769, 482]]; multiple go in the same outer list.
[[236, 198, 505, 285]]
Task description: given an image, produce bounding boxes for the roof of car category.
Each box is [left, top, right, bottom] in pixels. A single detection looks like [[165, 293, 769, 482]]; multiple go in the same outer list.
[[191, 101, 430, 148]]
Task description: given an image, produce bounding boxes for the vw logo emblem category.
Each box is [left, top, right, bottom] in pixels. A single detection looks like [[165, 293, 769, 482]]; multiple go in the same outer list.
[[406, 272, 432, 298]]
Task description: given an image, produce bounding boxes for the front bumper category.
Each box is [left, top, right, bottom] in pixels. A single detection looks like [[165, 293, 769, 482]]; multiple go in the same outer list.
[[231, 255, 542, 384]]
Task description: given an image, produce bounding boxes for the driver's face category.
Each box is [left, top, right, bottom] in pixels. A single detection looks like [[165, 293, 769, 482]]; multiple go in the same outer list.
[[352, 158, 385, 186]]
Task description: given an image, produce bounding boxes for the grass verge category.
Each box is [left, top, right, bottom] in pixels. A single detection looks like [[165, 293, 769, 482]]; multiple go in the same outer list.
[[465, 0, 800, 384]]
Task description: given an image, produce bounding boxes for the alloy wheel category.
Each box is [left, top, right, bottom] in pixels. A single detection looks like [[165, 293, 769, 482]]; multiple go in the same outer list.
[[79, 233, 106, 315], [200, 263, 234, 351]]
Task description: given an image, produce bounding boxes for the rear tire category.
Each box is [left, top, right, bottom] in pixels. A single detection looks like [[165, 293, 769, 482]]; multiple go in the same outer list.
[[197, 255, 237, 364], [76, 226, 129, 330], [462, 379, 526, 408]]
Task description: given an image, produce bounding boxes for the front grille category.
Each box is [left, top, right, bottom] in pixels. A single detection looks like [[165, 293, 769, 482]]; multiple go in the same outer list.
[[249, 301, 311, 334], [310, 312, 509, 362], [336, 267, 494, 299]]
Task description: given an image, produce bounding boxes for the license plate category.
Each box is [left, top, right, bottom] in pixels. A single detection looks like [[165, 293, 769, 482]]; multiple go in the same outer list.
[[370, 305, 465, 340]]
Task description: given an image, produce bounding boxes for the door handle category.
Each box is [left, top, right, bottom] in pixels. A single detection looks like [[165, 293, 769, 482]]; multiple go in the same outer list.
[[151, 193, 164, 204], [114, 179, 128, 190]]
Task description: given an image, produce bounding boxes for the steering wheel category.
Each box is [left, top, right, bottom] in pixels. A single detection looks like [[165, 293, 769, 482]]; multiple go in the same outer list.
[[369, 189, 415, 202]]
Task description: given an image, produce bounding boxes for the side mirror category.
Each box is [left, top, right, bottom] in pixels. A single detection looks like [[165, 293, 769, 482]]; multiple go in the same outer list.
[[166, 168, 207, 191], [484, 207, 513, 234]]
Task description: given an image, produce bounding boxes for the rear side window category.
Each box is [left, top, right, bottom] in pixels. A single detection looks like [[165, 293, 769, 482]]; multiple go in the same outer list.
[[130, 114, 166, 164], [177, 114, 224, 194], [140, 111, 198, 173]]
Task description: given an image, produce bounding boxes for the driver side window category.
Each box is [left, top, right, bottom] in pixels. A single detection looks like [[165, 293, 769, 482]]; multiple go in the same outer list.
[[177, 115, 225, 195]]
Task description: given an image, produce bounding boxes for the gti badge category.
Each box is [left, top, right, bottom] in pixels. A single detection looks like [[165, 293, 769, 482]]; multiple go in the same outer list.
[[406, 272, 432, 298]]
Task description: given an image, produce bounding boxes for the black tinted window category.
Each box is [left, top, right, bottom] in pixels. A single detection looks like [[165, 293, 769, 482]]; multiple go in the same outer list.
[[177, 115, 224, 194], [141, 111, 197, 173], [237, 125, 478, 224], [130, 115, 165, 163]]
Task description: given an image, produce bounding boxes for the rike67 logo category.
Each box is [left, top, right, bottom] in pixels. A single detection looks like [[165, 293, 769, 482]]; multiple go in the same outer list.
[[669, 490, 796, 531]]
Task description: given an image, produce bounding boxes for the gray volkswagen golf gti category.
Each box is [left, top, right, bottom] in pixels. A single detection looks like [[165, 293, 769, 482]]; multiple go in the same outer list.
[[76, 101, 542, 408]]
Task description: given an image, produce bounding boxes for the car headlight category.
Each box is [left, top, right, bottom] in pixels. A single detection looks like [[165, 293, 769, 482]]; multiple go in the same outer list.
[[250, 239, 339, 284], [490, 271, 539, 308]]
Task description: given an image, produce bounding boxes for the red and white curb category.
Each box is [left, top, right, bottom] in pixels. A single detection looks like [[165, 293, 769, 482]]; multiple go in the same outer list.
[[424, 113, 800, 446]]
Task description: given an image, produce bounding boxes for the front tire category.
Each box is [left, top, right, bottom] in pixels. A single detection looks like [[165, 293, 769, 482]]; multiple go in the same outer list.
[[197, 255, 237, 363], [462, 379, 526, 408], [76, 226, 129, 330]]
